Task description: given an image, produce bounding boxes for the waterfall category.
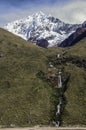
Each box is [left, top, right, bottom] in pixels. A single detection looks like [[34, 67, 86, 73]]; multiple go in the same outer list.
[[58, 70, 62, 88], [55, 69, 63, 127], [49, 54, 70, 127], [56, 104, 61, 115]]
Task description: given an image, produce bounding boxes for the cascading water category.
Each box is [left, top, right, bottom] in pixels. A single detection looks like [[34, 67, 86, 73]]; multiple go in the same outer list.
[[48, 54, 70, 127], [55, 69, 63, 127], [53, 67, 70, 127], [58, 70, 62, 88]]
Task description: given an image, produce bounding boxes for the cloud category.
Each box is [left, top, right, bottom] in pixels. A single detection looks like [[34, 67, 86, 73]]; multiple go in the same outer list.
[[42, 0, 86, 24], [0, 0, 86, 27], [57, 0, 86, 24]]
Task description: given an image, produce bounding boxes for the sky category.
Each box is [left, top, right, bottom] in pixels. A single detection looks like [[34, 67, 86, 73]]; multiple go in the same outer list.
[[0, 0, 86, 27]]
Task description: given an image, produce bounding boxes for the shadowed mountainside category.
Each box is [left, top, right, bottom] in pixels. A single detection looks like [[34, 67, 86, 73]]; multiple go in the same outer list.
[[59, 28, 86, 47]]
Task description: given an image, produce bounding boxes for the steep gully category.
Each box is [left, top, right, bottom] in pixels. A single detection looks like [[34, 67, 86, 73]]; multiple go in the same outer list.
[[48, 55, 70, 127], [48, 54, 86, 126], [37, 53, 86, 127]]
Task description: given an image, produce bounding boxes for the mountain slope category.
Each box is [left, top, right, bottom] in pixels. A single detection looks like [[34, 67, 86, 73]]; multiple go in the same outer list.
[[4, 11, 81, 47], [61, 40, 86, 125], [49, 39, 86, 126], [59, 28, 86, 47], [0, 28, 86, 127], [0, 28, 58, 126]]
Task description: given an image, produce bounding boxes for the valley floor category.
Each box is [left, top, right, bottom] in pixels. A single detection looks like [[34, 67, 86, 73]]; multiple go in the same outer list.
[[0, 126, 86, 130]]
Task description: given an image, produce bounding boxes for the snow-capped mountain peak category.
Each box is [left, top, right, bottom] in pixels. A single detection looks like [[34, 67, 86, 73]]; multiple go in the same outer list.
[[33, 11, 47, 18], [4, 11, 82, 47]]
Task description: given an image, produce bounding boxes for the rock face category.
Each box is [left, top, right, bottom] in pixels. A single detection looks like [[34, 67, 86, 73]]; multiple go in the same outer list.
[[59, 28, 86, 47], [36, 39, 49, 48], [4, 11, 83, 47]]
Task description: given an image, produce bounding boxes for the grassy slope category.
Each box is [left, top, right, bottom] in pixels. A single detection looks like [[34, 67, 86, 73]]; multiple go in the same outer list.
[[45, 38, 86, 126], [61, 39, 86, 126], [0, 28, 57, 126], [64, 37, 86, 57], [0, 28, 86, 127], [62, 65, 86, 126]]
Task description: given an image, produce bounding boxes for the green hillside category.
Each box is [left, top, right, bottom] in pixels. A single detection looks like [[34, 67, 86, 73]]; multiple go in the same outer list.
[[64, 37, 86, 57], [0, 28, 56, 126], [61, 38, 86, 126], [0, 28, 86, 127]]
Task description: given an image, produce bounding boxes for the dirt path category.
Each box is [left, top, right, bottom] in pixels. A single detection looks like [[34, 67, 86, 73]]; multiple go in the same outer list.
[[0, 126, 86, 130]]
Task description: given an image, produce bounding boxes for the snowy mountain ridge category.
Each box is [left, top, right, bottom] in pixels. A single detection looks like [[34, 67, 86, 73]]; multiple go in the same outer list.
[[5, 11, 82, 47]]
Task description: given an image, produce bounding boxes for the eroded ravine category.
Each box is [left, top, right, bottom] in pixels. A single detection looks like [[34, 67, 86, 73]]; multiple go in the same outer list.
[[37, 52, 85, 127]]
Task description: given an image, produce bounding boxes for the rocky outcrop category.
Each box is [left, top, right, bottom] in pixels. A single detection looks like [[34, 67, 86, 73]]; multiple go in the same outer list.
[[36, 39, 49, 48], [59, 28, 86, 47]]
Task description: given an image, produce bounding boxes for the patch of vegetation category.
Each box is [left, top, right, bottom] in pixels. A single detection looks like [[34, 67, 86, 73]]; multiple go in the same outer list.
[[62, 65, 86, 126], [0, 28, 86, 127], [0, 28, 57, 127]]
